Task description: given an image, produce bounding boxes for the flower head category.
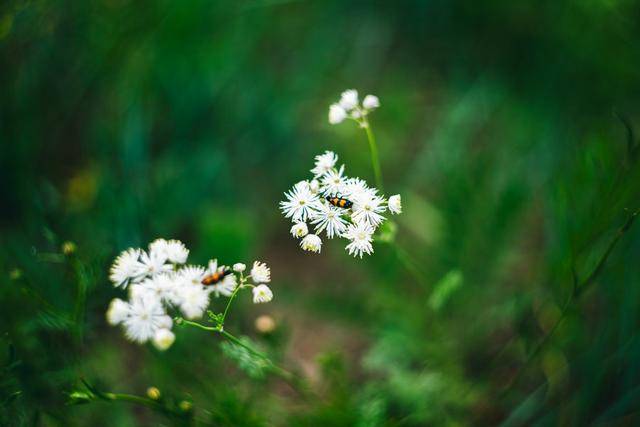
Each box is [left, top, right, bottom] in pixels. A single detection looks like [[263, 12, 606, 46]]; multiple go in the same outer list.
[[150, 238, 189, 264], [178, 284, 212, 319], [351, 191, 387, 228], [251, 261, 271, 284], [233, 263, 246, 273], [321, 164, 348, 196], [106, 298, 130, 325], [280, 183, 321, 223], [123, 296, 171, 343], [290, 222, 309, 238], [329, 104, 347, 124], [109, 248, 145, 288], [300, 233, 322, 253], [311, 151, 338, 177], [344, 222, 375, 258], [310, 203, 348, 238], [339, 89, 358, 111], [252, 284, 273, 304], [153, 328, 175, 351], [388, 194, 402, 214], [362, 94, 380, 110]]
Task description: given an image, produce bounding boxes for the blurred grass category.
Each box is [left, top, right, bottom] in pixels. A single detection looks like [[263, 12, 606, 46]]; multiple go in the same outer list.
[[2, 0, 640, 426]]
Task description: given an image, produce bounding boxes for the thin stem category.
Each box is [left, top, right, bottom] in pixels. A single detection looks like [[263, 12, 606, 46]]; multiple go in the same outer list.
[[363, 120, 384, 191], [103, 393, 164, 411], [221, 283, 243, 324], [219, 329, 270, 360]]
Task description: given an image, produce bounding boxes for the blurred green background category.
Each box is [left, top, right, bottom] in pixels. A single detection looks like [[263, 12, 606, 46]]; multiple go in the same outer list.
[[2, 1, 640, 425]]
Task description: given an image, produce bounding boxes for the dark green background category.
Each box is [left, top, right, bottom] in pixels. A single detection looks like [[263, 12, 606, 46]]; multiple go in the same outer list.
[[2, 1, 640, 425]]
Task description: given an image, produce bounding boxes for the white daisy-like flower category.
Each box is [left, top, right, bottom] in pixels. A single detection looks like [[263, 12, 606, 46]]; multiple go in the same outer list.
[[362, 94, 380, 110], [343, 222, 375, 258], [233, 263, 246, 273], [321, 165, 348, 196], [252, 284, 273, 304], [150, 238, 189, 264], [300, 234, 322, 253], [138, 250, 173, 279], [123, 296, 171, 343], [251, 261, 271, 284], [137, 273, 180, 306], [388, 194, 402, 214], [153, 328, 175, 351], [203, 259, 237, 297], [339, 89, 358, 111], [177, 265, 206, 287], [311, 151, 339, 177], [106, 298, 130, 325], [329, 104, 347, 124], [310, 203, 348, 238], [351, 192, 387, 228], [109, 248, 145, 288], [341, 177, 376, 200], [290, 222, 309, 238], [178, 285, 212, 319], [280, 184, 321, 223]]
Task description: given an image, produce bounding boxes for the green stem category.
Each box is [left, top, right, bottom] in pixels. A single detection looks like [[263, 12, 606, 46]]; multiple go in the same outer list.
[[221, 283, 243, 324], [363, 121, 384, 191], [103, 393, 164, 411]]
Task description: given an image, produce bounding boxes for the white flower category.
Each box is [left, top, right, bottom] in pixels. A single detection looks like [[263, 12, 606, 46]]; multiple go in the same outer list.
[[123, 296, 170, 343], [177, 265, 206, 287], [137, 273, 181, 305], [106, 298, 130, 325], [153, 328, 175, 351], [341, 177, 374, 200], [280, 184, 321, 223], [310, 151, 338, 177], [351, 192, 387, 228], [321, 164, 348, 196], [150, 238, 189, 264], [204, 259, 237, 297], [251, 261, 271, 283], [109, 248, 145, 288], [300, 234, 322, 253], [339, 89, 358, 111], [310, 203, 348, 238], [362, 94, 380, 110], [344, 222, 375, 258], [329, 103, 347, 124], [252, 284, 273, 304], [233, 263, 246, 273], [290, 222, 309, 238], [178, 285, 212, 319], [388, 194, 402, 214], [138, 250, 173, 278]]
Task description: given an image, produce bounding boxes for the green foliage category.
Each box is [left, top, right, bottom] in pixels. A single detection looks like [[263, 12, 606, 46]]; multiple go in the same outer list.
[[2, 0, 640, 426]]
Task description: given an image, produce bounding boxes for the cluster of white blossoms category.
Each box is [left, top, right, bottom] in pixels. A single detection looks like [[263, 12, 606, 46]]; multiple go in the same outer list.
[[328, 89, 379, 125], [280, 151, 402, 257], [106, 238, 273, 351]]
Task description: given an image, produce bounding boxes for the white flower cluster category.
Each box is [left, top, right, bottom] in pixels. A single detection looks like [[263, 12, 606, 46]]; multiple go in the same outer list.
[[328, 89, 379, 125], [106, 238, 273, 350], [280, 151, 402, 258]]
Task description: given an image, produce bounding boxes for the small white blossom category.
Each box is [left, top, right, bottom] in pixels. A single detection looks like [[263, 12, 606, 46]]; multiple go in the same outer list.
[[109, 248, 145, 288], [123, 296, 170, 343], [280, 183, 321, 223], [362, 94, 380, 110], [388, 194, 402, 214], [177, 265, 205, 286], [300, 234, 322, 253], [290, 222, 309, 238], [351, 192, 387, 228], [310, 203, 348, 238], [329, 103, 347, 124], [150, 238, 189, 264], [136, 273, 180, 306], [309, 179, 320, 193], [321, 165, 348, 196], [178, 285, 212, 319], [311, 151, 338, 177], [153, 328, 175, 351], [233, 263, 246, 273], [344, 222, 375, 258], [138, 250, 173, 279], [251, 261, 271, 284], [252, 284, 273, 304], [106, 298, 130, 325], [339, 89, 358, 111]]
